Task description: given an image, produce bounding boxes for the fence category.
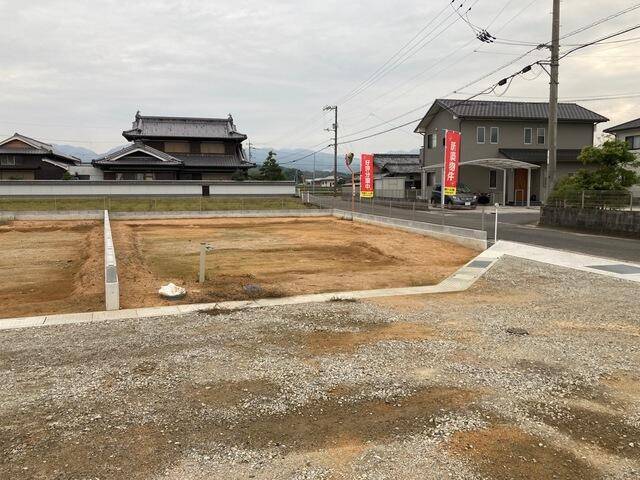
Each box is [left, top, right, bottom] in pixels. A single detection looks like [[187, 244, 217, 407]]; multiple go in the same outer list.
[[541, 190, 640, 236], [0, 195, 307, 212], [547, 190, 638, 210]]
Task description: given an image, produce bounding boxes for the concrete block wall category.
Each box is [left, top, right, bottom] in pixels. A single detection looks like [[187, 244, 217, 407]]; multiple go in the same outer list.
[[333, 210, 488, 251], [541, 206, 640, 237], [103, 210, 120, 310]]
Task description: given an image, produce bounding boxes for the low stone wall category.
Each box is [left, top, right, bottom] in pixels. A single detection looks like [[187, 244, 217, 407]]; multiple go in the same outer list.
[[541, 206, 640, 236]]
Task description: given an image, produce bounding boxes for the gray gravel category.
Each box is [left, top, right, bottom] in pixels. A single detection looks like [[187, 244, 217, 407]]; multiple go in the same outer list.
[[0, 256, 639, 479]]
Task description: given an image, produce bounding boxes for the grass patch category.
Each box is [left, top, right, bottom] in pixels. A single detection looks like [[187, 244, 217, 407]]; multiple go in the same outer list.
[[0, 196, 308, 212]]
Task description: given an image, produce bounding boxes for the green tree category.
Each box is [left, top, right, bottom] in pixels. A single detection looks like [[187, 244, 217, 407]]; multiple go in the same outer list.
[[259, 151, 286, 181], [231, 169, 247, 181], [552, 139, 640, 197]]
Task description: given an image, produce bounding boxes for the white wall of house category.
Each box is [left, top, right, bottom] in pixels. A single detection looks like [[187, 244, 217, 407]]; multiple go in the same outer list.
[[611, 128, 640, 195]]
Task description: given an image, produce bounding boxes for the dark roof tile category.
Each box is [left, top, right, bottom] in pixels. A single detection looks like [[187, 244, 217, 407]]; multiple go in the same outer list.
[[123, 112, 247, 140], [603, 117, 640, 133]]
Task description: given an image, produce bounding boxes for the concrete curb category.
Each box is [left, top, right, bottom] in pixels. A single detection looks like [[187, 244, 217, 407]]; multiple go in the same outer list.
[[103, 210, 119, 311], [0, 249, 502, 331]]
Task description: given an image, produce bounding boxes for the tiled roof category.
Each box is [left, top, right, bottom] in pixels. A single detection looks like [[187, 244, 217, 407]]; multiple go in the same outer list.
[[0, 133, 80, 164], [174, 154, 255, 169], [499, 148, 582, 163], [92, 142, 182, 165], [603, 117, 640, 133], [416, 100, 608, 132], [436, 99, 608, 122], [373, 153, 421, 174], [123, 112, 247, 140]]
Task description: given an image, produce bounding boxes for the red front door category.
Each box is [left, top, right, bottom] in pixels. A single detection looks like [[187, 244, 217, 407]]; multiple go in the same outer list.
[[514, 169, 528, 205]]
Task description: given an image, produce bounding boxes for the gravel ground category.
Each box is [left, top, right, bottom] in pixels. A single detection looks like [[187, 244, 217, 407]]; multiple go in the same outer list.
[[1, 256, 639, 479]]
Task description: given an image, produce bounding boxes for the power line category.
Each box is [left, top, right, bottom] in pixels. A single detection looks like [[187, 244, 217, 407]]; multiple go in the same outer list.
[[338, 0, 479, 106], [560, 3, 640, 40], [560, 23, 640, 58], [333, 1, 455, 105]]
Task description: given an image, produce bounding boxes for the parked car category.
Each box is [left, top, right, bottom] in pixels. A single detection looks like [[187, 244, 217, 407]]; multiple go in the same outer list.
[[430, 184, 478, 209]]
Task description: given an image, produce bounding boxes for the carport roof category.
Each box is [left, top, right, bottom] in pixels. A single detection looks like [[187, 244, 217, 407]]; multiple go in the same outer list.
[[422, 158, 539, 172]]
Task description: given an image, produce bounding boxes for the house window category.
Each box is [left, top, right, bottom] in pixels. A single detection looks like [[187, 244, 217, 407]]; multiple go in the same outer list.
[[524, 128, 533, 145], [144, 173, 154, 181], [625, 135, 640, 150], [427, 133, 437, 149], [201, 142, 226, 154], [0, 156, 16, 166], [489, 170, 497, 189], [164, 141, 190, 153], [477, 127, 485, 144], [490, 127, 499, 144], [537, 128, 546, 145]]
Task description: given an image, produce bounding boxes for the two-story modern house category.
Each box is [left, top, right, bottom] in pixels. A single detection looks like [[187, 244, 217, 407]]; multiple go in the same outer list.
[[0, 133, 81, 180], [603, 116, 640, 195], [92, 112, 254, 180], [415, 99, 609, 204]]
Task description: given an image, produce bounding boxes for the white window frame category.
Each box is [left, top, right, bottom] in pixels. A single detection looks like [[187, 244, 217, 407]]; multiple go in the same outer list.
[[524, 128, 533, 145], [490, 127, 499, 144], [0, 156, 16, 166], [476, 126, 486, 144], [537, 127, 546, 145]]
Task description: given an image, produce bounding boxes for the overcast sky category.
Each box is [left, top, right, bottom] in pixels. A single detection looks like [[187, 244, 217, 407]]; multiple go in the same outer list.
[[0, 0, 638, 165]]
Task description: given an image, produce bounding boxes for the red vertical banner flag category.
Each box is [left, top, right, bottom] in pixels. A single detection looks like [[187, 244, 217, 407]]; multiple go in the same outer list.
[[360, 154, 374, 198], [444, 130, 461, 196]]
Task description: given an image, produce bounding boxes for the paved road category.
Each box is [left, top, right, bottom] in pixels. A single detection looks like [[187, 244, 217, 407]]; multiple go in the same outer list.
[[312, 196, 640, 263]]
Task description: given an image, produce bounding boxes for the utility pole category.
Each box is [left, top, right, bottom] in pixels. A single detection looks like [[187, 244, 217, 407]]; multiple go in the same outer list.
[[312, 152, 316, 195], [546, 0, 560, 201], [324, 105, 338, 196]]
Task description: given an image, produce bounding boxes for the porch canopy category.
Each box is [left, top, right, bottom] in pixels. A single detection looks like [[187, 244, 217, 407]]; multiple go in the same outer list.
[[423, 158, 540, 207]]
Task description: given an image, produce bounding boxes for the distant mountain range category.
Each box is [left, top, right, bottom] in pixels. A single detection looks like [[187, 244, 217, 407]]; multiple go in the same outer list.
[[54, 144, 128, 162], [54, 144, 420, 169]]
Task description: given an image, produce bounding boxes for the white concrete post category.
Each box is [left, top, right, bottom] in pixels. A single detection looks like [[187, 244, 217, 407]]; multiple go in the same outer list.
[[103, 210, 120, 311]]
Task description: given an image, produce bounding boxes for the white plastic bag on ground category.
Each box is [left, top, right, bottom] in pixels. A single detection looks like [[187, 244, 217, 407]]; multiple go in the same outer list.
[[158, 283, 187, 299]]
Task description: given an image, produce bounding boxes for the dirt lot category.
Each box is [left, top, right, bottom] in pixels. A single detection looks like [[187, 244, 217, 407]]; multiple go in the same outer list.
[[111, 217, 477, 309], [1, 257, 639, 479], [0, 220, 104, 318]]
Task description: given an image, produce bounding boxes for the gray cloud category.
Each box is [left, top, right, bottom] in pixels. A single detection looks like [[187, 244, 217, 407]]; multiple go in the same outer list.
[[0, 0, 638, 163]]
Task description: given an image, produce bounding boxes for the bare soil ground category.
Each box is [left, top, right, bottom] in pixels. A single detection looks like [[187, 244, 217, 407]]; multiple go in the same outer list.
[[1, 257, 639, 479], [111, 217, 477, 309], [0, 220, 104, 318]]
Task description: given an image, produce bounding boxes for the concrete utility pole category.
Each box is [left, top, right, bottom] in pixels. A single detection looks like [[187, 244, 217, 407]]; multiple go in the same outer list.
[[546, 0, 560, 201], [324, 105, 338, 196]]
